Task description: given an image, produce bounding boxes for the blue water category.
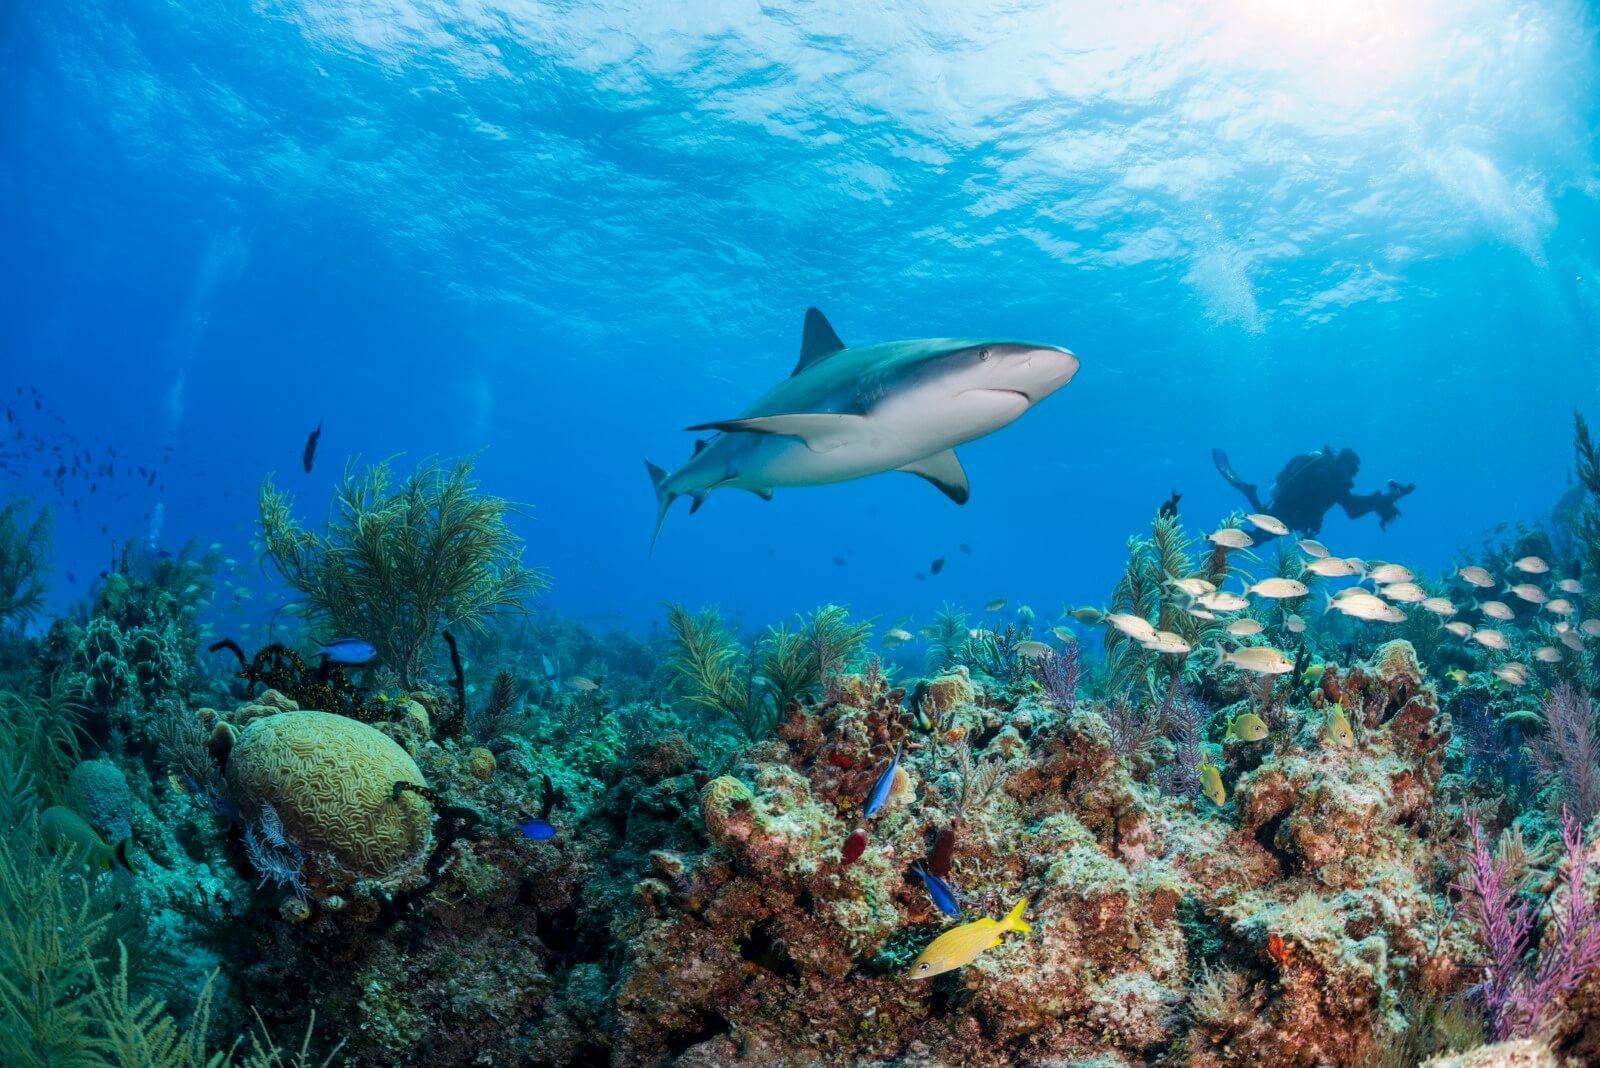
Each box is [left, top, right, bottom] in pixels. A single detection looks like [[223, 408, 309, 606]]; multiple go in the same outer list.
[[4, 0, 1600, 637]]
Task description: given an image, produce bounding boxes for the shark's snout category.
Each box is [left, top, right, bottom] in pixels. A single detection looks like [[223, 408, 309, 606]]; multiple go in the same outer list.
[[1005, 344, 1079, 403]]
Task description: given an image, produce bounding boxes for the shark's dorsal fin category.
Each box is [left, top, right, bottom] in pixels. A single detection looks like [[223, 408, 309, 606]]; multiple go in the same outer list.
[[692, 438, 709, 455], [792, 307, 846, 377], [899, 449, 970, 505], [684, 413, 861, 453]]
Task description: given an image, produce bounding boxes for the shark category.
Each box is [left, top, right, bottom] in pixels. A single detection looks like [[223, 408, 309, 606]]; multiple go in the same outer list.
[[646, 307, 1079, 548]]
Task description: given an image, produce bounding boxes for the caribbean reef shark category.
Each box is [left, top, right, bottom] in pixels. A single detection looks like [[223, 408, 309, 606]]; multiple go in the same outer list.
[[647, 308, 1078, 548]]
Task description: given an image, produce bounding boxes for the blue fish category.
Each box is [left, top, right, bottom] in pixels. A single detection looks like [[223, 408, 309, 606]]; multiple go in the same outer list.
[[316, 638, 378, 664], [863, 740, 904, 819], [518, 818, 556, 840], [911, 862, 961, 918]]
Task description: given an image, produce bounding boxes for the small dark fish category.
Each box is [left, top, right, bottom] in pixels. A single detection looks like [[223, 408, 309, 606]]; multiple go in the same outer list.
[[863, 740, 904, 818], [66, 571, 76, 584], [316, 638, 378, 664], [911, 862, 961, 918], [302, 420, 322, 474], [930, 557, 945, 576], [832, 556, 848, 567], [156, 549, 171, 559], [518, 818, 556, 840], [1159, 489, 1182, 519], [959, 542, 972, 554], [841, 828, 868, 865]]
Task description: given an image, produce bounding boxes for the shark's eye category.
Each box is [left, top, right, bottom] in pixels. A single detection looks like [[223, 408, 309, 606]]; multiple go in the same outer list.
[[978, 347, 992, 361]]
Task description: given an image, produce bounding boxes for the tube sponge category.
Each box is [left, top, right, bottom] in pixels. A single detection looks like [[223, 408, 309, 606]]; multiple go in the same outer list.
[[223, 710, 432, 883]]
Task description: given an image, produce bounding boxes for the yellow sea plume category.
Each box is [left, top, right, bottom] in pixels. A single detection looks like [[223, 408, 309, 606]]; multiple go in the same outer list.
[[223, 710, 432, 883]]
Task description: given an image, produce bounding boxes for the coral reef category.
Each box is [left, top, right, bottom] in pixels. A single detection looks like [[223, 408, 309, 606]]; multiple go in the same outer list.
[[8, 453, 1600, 1067]]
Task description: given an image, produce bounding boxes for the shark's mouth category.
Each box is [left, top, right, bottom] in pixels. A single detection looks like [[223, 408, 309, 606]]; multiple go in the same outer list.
[[959, 387, 1032, 403]]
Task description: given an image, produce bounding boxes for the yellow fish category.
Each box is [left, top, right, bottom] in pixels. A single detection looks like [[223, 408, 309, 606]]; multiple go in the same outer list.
[[1446, 669, 1469, 684], [40, 805, 136, 873], [1198, 760, 1226, 806], [1325, 702, 1354, 747], [1301, 663, 1325, 682], [1224, 712, 1268, 743], [909, 898, 1032, 979]]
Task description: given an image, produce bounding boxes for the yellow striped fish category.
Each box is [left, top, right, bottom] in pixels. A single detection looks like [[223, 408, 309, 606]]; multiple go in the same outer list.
[[909, 898, 1031, 978]]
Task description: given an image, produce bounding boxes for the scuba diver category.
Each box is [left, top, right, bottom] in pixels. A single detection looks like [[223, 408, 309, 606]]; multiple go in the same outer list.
[[1212, 447, 1415, 538]]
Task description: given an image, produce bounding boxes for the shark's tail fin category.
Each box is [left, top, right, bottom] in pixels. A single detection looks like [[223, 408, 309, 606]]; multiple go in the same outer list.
[[646, 460, 677, 553]]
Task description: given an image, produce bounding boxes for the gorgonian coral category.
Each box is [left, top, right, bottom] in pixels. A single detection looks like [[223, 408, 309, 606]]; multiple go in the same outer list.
[[1456, 808, 1600, 1039], [258, 456, 547, 687]]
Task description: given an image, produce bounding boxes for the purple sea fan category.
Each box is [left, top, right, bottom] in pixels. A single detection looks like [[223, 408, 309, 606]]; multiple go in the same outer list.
[[1456, 808, 1600, 1039], [1526, 683, 1600, 824], [1155, 680, 1208, 797], [1104, 690, 1161, 771], [1034, 641, 1081, 711]]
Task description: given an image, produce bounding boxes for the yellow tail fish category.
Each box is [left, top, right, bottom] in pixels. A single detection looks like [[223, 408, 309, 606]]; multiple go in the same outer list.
[[909, 897, 1031, 979], [40, 805, 137, 873]]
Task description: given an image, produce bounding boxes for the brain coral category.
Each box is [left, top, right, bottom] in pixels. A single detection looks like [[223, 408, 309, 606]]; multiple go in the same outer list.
[[223, 710, 432, 882]]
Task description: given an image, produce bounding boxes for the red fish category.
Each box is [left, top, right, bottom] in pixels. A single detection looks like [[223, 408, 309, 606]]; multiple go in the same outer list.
[[928, 826, 956, 877], [841, 828, 868, 864]]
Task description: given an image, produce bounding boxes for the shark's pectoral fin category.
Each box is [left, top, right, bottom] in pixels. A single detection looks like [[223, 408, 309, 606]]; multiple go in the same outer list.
[[684, 413, 863, 453], [899, 449, 970, 505], [744, 486, 774, 501]]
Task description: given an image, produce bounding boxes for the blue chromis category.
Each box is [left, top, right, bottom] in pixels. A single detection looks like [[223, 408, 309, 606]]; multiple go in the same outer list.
[[863, 740, 904, 819], [41, 805, 136, 872], [1224, 712, 1268, 742], [1325, 702, 1355, 747], [1198, 760, 1226, 806], [316, 638, 378, 664], [518, 818, 556, 840], [911, 862, 961, 918], [909, 897, 1031, 978]]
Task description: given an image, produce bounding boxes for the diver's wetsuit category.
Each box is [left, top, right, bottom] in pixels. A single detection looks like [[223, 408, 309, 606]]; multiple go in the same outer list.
[[1212, 447, 1414, 537]]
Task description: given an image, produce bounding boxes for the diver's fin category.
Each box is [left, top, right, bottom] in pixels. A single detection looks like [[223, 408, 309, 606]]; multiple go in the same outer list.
[[744, 486, 774, 501], [113, 837, 136, 874], [1211, 448, 1261, 511], [898, 449, 970, 505], [792, 307, 846, 376], [684, 413, 862, 452], [646, 459, 677, 554]]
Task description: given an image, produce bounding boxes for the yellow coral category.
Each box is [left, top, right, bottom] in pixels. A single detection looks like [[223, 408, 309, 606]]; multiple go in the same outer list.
[[922, 669, 973, 716], [466, 747, 496, 781], [402, 700, 430, 737], [700, 775, 759, 850], [1371, 639, 1423, 690], [223, 710, 432, 882]]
